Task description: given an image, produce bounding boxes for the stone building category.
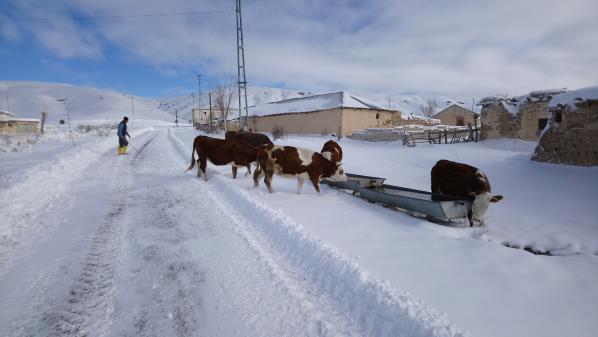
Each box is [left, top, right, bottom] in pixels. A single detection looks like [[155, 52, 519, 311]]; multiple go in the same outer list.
[[479, 89, 567, 141], [532, 86, 598, 166], [432, 104, 475, 126], [246, 92, 403, 137], [0, 109, 40, 134]]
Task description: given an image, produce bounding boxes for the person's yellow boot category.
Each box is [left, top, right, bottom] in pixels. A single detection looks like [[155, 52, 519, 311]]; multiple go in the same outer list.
[[117, 146, 122, 155], [122, 146, 127, 154]]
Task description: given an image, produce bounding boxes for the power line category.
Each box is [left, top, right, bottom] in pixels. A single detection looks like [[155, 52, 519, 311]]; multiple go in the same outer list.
[[7, 9, 234, 22]]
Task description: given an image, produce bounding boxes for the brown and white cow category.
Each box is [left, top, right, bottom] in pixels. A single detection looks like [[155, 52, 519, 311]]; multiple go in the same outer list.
[[225, 130, 273, 148], [320, 140, 343, 163], [431, 159, 503, 226], [254, 144, 347, 194], [185, 136, 257, 180]]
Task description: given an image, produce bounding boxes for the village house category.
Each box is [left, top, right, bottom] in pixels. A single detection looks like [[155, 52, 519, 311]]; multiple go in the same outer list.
[[479, 89, 567, 141], [432, 104, 476, 127], [0, 109, 41, 134], [192, 107, 239, 129], [245, 92, 401, 137], [532, 86, 598, 166]]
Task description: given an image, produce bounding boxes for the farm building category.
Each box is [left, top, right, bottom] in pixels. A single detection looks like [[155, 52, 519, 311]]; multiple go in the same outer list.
[[192, 107, 239, 129], [0, 109, 40, 134], [479, 89, 567, 141], [245, 92, 401, 137], [432, 104, 475, 127], [532, 86, 598, 166]]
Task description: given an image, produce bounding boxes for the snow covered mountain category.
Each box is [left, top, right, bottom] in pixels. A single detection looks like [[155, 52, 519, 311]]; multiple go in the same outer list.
[[0, 81, 173, 124], [0, 81, 478, 124], [157, 86, 316, 122]]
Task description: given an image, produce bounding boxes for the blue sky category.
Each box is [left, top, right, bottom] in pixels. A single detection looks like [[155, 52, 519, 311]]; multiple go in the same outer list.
[[1, 0, 597, 98]]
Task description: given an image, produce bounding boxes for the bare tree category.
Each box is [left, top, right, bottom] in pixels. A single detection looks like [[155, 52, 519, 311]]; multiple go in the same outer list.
[[419, 97, 437, 118], [214, 75, 238, 132]]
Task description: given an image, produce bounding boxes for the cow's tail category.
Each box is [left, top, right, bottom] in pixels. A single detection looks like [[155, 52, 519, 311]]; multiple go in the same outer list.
[[185, 142, 196, 172]]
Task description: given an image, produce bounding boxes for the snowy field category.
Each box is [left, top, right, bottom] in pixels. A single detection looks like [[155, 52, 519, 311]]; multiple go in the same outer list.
[[1, 125, 597, 337]]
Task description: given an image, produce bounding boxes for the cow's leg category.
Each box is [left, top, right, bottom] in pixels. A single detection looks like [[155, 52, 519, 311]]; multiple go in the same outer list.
[[200, 158, 208, 181], [232, 166, 238, 179], [264, 170, 274, 193], [196, 159, 201, 178], [467, 209, 474, 227], [245, 164, 252, 177], [253, 167, 262, 188], [309, 173, 321, 194], [297, 178, 305, 194]]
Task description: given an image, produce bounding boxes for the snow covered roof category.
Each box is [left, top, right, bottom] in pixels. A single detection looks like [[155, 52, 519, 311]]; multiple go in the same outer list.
[[528, 88, 567, 102], [247, 91, 390, 117], [549, 85, 598, 109], [432, 104, 475, 117], [0, 108, 15, 116]]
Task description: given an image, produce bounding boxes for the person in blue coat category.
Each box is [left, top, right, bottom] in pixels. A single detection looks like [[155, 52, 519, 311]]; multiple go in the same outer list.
[[117, 116, 131, 155]]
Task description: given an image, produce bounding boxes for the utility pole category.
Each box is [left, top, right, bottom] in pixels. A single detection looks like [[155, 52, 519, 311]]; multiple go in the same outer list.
[[209, 92, 213, 133], [388, 98, 391, 109], [197, 74, 202, 109], [57, 98, 71, 129], [236, 0, 249, 130], [175, 108, 178, 127]]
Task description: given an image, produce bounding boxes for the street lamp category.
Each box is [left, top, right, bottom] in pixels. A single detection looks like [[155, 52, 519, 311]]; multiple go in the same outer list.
[[57, 98, 71, 129]]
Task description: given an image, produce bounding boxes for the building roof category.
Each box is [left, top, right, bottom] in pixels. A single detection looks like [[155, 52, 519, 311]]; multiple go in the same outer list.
[[479, 88, 569, 116], [247, 91, 390, 117], [0, 108, 15, 117], [432, 104, 475, 117], [549, 85, 598, 109]]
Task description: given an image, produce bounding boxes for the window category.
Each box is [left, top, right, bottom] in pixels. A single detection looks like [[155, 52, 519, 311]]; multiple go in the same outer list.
[[376, 113, 380, 119], [538, 118, 548, 131], [456, 116, 465, 126]]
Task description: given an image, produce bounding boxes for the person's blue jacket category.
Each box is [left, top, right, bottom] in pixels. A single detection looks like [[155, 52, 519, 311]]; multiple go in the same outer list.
[[117, 121, 130, 138]]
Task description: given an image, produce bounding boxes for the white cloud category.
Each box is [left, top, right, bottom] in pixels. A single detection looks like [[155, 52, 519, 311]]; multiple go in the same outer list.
[[4, 0, 598, 96]]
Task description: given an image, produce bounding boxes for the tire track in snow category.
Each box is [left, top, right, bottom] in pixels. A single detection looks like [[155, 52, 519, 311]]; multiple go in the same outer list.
[[50, 136, 154, 336], [108, 130, 205, 337]]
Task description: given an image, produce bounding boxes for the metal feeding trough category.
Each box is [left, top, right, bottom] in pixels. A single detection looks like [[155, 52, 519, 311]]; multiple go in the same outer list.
[[324, 173, 386, 192], [323, 173, 472, 223]]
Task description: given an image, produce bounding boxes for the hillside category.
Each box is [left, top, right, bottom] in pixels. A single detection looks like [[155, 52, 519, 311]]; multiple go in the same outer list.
[[0, 81, 479, 124], [0, 81, 173, 124]]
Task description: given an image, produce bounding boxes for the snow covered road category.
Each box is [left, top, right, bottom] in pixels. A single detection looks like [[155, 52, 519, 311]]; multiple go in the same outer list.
[[0, 128, 461, 337]]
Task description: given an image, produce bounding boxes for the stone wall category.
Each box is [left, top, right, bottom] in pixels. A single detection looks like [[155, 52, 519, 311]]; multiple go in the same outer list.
[[480, 103, 518, 139], [481, 100, 551, 141], [532, 101, 598, 166]]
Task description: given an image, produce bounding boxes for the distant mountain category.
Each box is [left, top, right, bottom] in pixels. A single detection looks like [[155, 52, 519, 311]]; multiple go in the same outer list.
[[0, 81, 479, 124], [157, 86, 316, 122], [0, 81, 173, 123]]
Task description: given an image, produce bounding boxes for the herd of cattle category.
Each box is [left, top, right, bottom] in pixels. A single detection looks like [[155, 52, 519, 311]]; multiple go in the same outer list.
[[185, 131, 502, 226]]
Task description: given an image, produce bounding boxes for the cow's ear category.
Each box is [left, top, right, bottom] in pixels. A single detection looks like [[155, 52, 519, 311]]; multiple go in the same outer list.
[[491, 195, 503, 203]]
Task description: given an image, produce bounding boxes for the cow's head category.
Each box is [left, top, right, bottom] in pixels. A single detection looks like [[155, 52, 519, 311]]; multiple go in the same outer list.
[[471, 192, 503, 225], [327, 163, 347, 182]]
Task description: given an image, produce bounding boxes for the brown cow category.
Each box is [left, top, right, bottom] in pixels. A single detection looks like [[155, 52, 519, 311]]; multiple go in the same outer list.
[[320, 140, 343, 163], [431, 159, 503, 226], [254, 144, 347, 194], [225, 131, 273, 148], [185, 136, 257, 180]]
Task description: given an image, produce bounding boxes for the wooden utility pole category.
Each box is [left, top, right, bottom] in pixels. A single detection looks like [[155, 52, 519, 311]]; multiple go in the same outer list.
[[41, 112, 47, 134]]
